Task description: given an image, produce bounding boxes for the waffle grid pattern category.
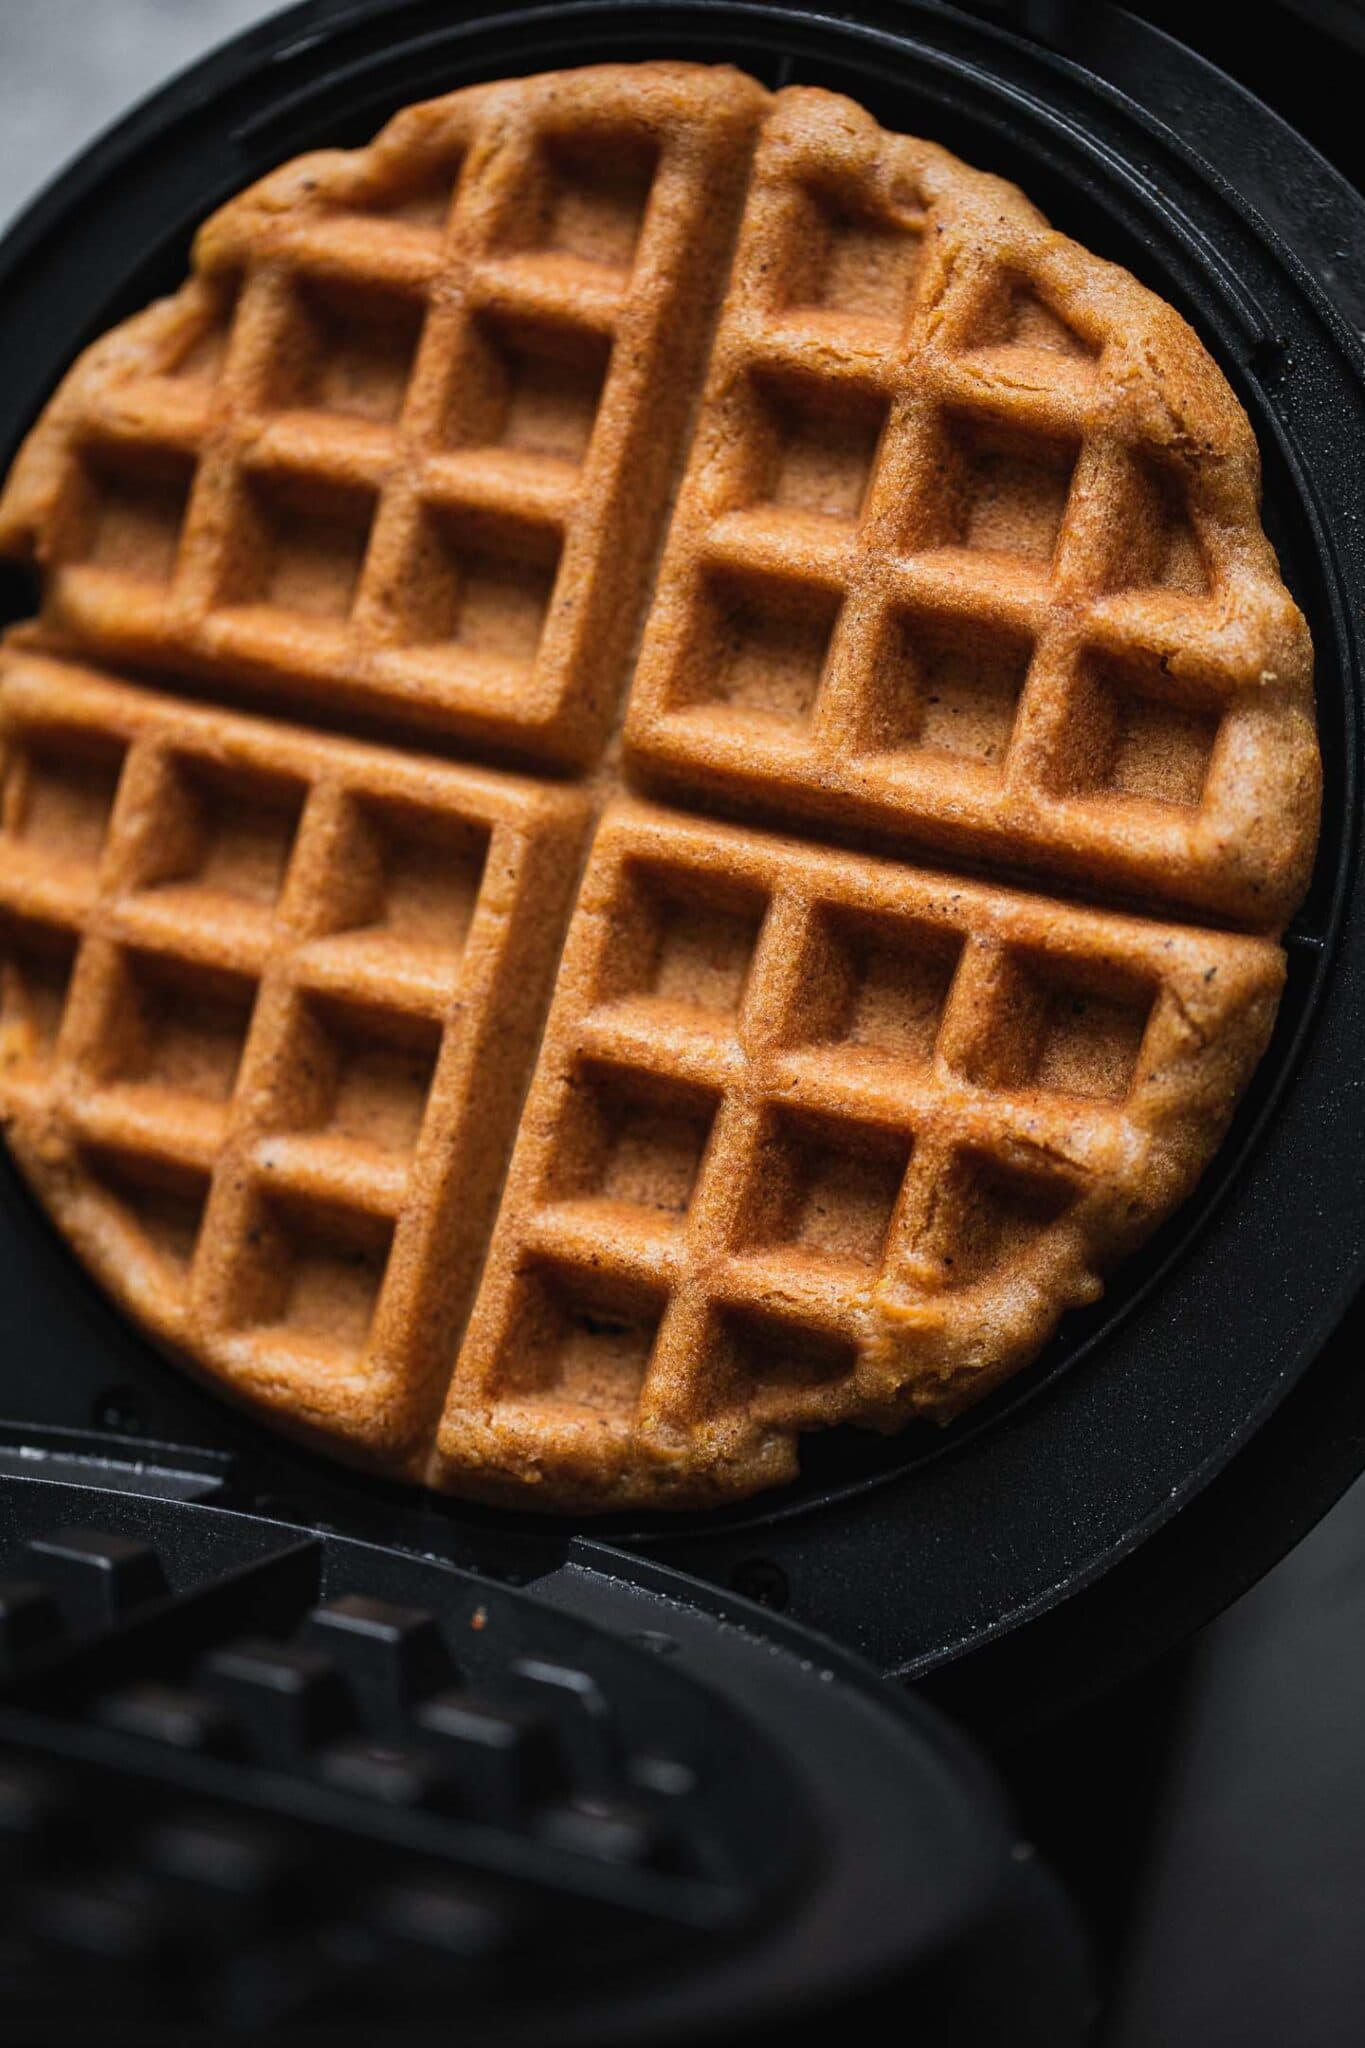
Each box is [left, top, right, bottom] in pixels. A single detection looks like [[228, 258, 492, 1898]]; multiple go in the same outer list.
[[437, 803, 1282, 1504], [627, 95, 1318, 926], [0, 69, 1314, 1506], [7, 68, 765, 767], [0, 649, 585, 1456]]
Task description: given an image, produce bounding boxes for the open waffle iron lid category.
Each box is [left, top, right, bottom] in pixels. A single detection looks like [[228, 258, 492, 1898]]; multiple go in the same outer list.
[[0, 0, 1361, 1856]]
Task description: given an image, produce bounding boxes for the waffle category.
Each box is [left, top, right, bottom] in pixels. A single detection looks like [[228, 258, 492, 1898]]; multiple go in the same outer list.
[[0, 65, 1317, 1510], [0, 65, 767, 769], [436, 801, 1284, 1508], [625, 90, 1318, 927], [0, 644, 586, 1459]]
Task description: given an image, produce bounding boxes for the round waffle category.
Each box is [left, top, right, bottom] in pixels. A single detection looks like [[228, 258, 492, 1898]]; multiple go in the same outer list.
[[0, 65, 1318, 1510]]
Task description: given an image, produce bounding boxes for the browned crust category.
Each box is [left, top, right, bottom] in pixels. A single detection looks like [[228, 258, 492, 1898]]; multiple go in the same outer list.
[[626, 88, 1319, 930], [0, 645, 587, 1466], [433, 801, 1283, 1511], [0, 64, 1318, 1510]]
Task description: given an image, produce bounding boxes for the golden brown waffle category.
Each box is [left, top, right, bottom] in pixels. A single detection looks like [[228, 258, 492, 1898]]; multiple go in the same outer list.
[[0, 65, 1318, 1510], [625, 90, 1318, 928], [0, 66, 767, 768], [0, 644, 585, 1460], [435, 802, 1283, 1508]]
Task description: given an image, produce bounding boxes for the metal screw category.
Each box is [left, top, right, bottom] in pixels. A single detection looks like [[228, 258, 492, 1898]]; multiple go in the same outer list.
[[92, 1385, 143, 1435], [731, 1558, 790, 1610]]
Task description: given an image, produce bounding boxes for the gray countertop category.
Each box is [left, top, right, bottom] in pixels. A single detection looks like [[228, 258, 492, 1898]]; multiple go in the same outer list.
[[0, 0, 280, 235]]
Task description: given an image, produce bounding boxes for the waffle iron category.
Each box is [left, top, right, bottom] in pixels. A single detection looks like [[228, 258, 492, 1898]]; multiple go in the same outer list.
[[0, 2, 1361, 2036]]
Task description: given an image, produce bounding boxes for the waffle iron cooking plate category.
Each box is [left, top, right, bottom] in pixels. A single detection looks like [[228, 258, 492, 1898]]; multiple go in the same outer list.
[[0, 0, 1362, 1731]]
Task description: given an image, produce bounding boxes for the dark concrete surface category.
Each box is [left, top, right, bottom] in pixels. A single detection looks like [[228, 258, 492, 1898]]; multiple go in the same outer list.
[[1105, 1477, 1365, 2045]]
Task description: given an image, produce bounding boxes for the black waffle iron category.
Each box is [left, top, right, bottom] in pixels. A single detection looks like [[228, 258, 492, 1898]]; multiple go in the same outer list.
[[0, 2, 1362, 2039]]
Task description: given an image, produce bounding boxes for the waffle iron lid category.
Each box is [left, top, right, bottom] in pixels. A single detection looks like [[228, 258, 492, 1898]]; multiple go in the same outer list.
[[0, 0, 1363, 1741], [0, 1427, 1092, 2043]]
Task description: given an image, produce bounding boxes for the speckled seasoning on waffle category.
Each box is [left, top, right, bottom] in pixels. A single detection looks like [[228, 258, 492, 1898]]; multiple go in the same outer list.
[[0, 65, 1319, 1509]]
